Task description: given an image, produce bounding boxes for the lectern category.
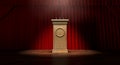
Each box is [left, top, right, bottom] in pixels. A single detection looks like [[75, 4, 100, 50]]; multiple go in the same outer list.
[[51, 19, 69, 53]]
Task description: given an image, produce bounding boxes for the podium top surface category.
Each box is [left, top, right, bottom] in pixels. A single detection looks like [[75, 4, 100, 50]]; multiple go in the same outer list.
[[51, 19, 69, 22]]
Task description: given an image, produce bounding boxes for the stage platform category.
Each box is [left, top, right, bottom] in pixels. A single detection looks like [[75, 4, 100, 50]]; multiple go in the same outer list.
[[19, 50, 101, 57]]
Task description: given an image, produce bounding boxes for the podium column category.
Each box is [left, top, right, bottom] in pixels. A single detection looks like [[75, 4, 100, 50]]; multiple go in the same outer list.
[[51, 19, 69, 53]]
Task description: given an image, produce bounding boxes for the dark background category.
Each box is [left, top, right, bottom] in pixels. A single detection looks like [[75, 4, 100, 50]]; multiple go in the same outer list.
[[0, 0, 120, 52]]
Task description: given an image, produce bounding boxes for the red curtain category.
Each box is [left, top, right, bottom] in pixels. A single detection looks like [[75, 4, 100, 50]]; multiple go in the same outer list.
[[0, 0, 120, 51], [32, 0, 89, 50], [97, 0, 120, 50]]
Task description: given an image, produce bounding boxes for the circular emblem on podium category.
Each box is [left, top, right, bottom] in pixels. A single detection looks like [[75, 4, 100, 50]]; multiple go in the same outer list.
[[55, 28, 65, 38]]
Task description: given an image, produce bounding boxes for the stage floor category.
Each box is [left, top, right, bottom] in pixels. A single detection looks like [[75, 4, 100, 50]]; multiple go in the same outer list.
[[19, 50, 101, 57], [0, 50, 120, 65]]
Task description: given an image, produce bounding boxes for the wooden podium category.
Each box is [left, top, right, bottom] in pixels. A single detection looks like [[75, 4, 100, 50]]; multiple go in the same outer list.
[[51, 19, 69, 53]]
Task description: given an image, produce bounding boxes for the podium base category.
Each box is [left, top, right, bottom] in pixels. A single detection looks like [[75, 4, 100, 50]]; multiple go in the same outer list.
[[52, 49, 68, 53]]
